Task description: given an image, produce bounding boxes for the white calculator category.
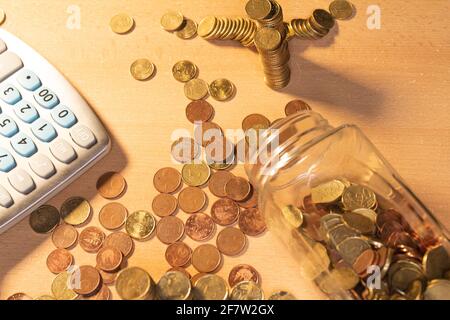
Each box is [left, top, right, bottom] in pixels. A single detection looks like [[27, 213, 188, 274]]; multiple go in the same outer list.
[[0, 29, 111, 233]]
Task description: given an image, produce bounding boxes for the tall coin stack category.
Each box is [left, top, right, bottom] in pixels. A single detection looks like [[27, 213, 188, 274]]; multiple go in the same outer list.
[[198, 16, 258, 47], [245, 0, 286, 39], [289, 9, 335, 40], [254, 27, 290, 90]]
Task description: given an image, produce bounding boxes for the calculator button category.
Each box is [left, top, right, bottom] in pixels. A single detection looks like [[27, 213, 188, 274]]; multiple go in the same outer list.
[[0, 148, 16, 172], [51, 105, 77, 128], [11, 132, 38, 157], [34, 87, 59, 109], [0, 114, 19, 137], [50, 139, 77, 164], [16, 69, 42, 91], [14, 100, 39, 123], [29, 154, 56, 179], [0, 39, 6, 53], [8, 168, 36, 195], [31, 118, 57, 142], [0, 185, 13, 208], [0, 83, 22, 105], [0, 51, 23, 82], [70, 125, 97, 149]]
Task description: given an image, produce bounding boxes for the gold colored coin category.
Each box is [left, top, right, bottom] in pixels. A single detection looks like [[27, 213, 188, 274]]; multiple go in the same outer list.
[[161, 11, 185, 32], [51, 271, 78, 300], [341, 185, 377, 211], [245, 0, 273, 20], [230, 281, 264, 300], [281, 205, 303, 228], [193, 274, 228, 300], [181, 161, 211, 187], [172, 60, 198, 82], [0, 9, 6, 26], [130, 59, 156, 81], [255, 27, 282, 51], [125, 210, 156, 240], [157, 271, 192, 300], [198, 16, 217, 38], [184, 79, 209, 100], [35, 295, 55, 300], [60, 197, 91, 226], [331, 267, 360, 290], [329, 0, 354, 20], [209, 78, 235, 101], [175, 19, 198, 39], [110, 13, 134, 34], [311, 180, 346, 204], [116, 267, 155, 300]]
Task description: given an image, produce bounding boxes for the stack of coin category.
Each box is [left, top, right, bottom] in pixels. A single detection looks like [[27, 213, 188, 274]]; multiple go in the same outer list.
[[198, 16, 258, 47], [160, 11, 198, 39], [254, 27, 290, 90], [245, 0, 286, 39], [289, 9, 335, 40]]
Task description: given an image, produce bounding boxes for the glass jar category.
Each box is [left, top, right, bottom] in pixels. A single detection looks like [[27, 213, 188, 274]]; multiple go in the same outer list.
[[245, 111, 450, 300]]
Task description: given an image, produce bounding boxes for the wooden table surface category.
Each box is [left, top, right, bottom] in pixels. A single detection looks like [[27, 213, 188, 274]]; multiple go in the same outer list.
[[0, 0, 449, 300]]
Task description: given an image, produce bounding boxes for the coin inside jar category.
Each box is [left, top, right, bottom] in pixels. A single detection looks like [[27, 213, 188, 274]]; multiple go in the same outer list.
[[153, 167, 182, 193], [71, 265, 101, 296], [178, 187, 207, 213], [225, 177, 251, 201], [60, 197, 91, 226], [238, 208, 267, 236], [192, 244, 222, 273], [211, 198, 240, 226], [46, 248, 73, 274], [216, 227, 247, 256], [29, 205, 60, 234], [228, 264, 260, 288], [52, 224, 78, 249], [79, 226, 105, 253], [185, 100, 214, 123], [165, 242, 193, 267], [152, 193, 178, 217], [126, 210, 156, 240], [172, 60, 198, 82], [185, 213, 215, 241], [96, 246, 123, 272], [156, 216, 185, 244], [98, 202, 128, 230], [104, 231, 134, 257], [208, 171, 234, 198], [96, 172, 127, 199]]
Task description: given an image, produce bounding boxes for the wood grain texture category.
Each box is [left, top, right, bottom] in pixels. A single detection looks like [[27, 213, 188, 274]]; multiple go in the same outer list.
[[0, 0, 449, 300]]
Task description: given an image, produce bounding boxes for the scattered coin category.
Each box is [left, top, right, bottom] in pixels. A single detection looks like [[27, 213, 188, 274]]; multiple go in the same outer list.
[[230, 281, 264, 300], [165, 242, 193, 267], [71, 265, 101, 296], [84, 283, 111, 300], [104, 231, 134, 257], [97, 267, 119, 285], [175, 19, 198, 39], [110, 13, 134, 34], [161, 11, 185, 32], [156, 216, 185, 244], [60, 197, 92, 226], [239, 208, 266, 236], [217, 227, 247, 256], [52, 224, 78, 249], [46, 248, 73, 274], [99, 202, 128, 230], [193, 274, 229, 300], [79, 226, 105, 253], [185, 213, 215, 241], [178, 187, 207, 213], [29, 205, 60, 234], [173, 60, 198, 82], [7, 293, 32, 300], [237, 187, 258, 209], [152, 193, 178, 217], [186, 100, 214, 123], [96, 246, 123, 272], [225, 176, 251, 201], [130, 59, 156, 81], [285, 99, 312, 116], [157, 271, 192, 300], [51, 271, 78, 300], [116, 267, 155, 300], [153, 167, 182, 193], [205, 136, 235, 163], [208, 171, 234, 198], [329, 0, 354, 20], [96, 172, 127, 199], [126, 210, 156, 240], [191, 272, 208, 286], [209, 78, 235, 101], [171, 137, 200, 163], [242, 114, 271, 132], [211, 198, 240, 226], [192, 244, 222, 273], [228, 264, 260, 288], [184, 79, 209, 100], [269, 291, 296, 300]]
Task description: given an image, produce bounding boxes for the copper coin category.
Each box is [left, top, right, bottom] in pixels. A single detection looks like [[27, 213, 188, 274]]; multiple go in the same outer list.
[[284, 99, 312, 116], [165, 242, 193, 267], [104, 231, 134, 257], [211, 198, 240, 226], [186, 100, 214, 123], [208, 171, 234, 198], [52, 224, 78, 249], [216, 227, 247, 256], [193, 121, 223, 147], [205, 136, 235, 163], [79, 226, 106, 253], [185, 213, 215, 241], [97, 268, 118, 285], [228, 264, 260, 288], [153, 167, 182, 193], [380, 220, 404, 242], [178, 187, 207, 213], [156, 216, 185, 244], [85, 283, 111, 300], [239, 208, 267, 236], [225, 177, 251, 201], [96, 246, 123, 272], [71, 265, 101, 295], [171, 137, 200, 163], [46, 248, 74, 274], [237, 186, 258, 208], [242, 113, 271, 132], [352, 249, 376, 276], [168, 267, 191, 279], [98, 202, 128, 230], [192, 244, 222, 273], [376, 209, 403, 229], [7, 293, 33, 300], [152, 193, 178, 217], [96, 172, 127, 199]]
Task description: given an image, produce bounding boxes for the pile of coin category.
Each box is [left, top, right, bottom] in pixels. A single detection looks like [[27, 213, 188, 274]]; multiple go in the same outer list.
[[245, 0, 285, 38], [160, 11, 198, 39], [198, 16, 258, 47], [289, 9, 335, 40]]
